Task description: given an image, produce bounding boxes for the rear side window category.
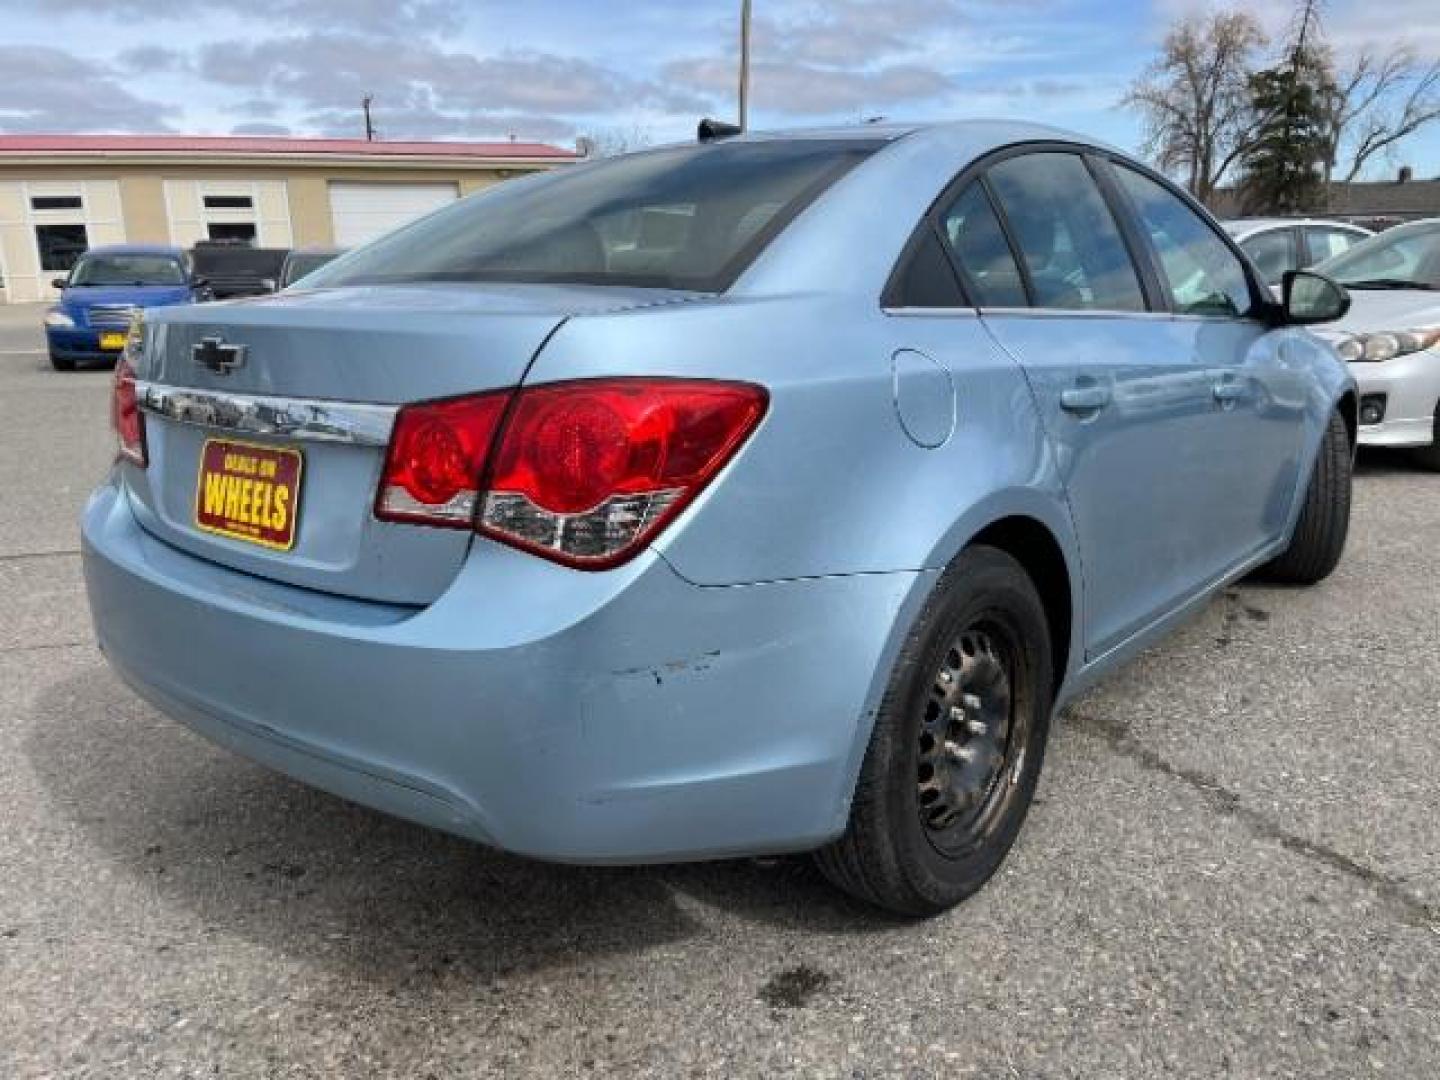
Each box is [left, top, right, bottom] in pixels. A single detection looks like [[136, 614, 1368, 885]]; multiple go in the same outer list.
[[985, 153, 1146, 312], [887, 228, 965, 307], [1113, 166, 1254, 317], [940, 183, 1027, 308], [1304, 226, 1362, 265], [308, 140, 880, 293], [1241, 229, 1298, 283]]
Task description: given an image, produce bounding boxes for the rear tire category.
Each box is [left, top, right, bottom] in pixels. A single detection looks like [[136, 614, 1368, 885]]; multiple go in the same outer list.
[[49, 351, 75, 372], [1410, 407, 1440, 471], [815, 546, 1054, 917], [1262, 409, 1351, 584]]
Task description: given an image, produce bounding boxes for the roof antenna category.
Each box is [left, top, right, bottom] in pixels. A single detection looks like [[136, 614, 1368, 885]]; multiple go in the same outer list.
[[698, 118, 743, 143]]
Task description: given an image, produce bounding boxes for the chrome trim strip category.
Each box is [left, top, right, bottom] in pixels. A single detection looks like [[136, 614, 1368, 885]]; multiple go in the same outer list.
[[137, 381, 397, 447], [978, 307, 1257, 325], [881, 306, 980, 319]]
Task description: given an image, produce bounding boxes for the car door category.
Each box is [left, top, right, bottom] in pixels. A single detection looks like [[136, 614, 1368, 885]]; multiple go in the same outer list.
[[946, 150, 1229, 659], [1106, 162, 1306, 580]]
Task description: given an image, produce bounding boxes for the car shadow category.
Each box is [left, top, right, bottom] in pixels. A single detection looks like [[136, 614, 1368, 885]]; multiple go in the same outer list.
[[1354, 446, 1426, 477], [24, 667, 896, 988]]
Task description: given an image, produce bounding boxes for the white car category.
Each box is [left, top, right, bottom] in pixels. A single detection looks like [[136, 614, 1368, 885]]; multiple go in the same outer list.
[[1223, 218, 1373, 288], [1313, 218, 1440, 468]]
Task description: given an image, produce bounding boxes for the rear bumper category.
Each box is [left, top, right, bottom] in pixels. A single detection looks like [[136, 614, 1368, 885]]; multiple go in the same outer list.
[[1351, 350, 1440, 448], [82, 477, 922, 863]]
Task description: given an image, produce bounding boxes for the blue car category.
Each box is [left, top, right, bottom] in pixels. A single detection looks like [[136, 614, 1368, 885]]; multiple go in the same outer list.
[[82, 122, 1356, 915], [45, 244, 209, 371]]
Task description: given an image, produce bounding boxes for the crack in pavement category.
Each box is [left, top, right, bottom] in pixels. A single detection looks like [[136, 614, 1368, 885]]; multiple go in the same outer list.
[[0, 549, 81, 564], [1064, 706, 1439, 932], [0, 640, 92, 655]]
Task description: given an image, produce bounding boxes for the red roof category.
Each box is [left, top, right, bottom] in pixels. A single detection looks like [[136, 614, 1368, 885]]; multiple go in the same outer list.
[[0, 134, 577, 159]]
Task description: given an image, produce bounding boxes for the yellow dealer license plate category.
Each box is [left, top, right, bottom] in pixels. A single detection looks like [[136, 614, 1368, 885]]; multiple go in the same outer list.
[[99, 332, 127, 351], [194, 439, 303, 551]]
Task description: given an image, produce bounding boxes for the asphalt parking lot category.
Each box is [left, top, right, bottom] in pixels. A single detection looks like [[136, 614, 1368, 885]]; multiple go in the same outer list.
[[0, 300, 1436, 1079]]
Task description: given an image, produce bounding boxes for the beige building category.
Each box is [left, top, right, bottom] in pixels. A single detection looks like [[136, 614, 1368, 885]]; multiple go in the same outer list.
[[0, 134, 578, 303]]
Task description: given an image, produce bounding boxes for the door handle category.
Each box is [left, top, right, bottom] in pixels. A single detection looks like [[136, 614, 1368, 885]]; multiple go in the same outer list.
[[1059, 384, 1112, 413], [1212, 380, 1247, 403]]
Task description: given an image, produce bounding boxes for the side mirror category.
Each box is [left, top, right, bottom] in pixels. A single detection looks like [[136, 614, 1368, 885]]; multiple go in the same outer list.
[[1282, 270, 1350, 325], [51, 277, 68, 290]]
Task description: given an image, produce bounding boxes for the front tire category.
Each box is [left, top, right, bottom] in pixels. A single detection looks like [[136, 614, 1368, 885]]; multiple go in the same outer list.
[[1262, 409, 1352, 584], [815, 546, 1054, 917]]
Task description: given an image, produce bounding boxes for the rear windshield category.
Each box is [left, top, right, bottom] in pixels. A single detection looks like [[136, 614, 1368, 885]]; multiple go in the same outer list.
[[307, 139, 881, 293], [71, 254, 185, 287]]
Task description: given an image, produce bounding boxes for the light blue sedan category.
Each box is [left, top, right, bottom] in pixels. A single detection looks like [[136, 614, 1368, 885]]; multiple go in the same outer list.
[[83, 121, 1356, 915]]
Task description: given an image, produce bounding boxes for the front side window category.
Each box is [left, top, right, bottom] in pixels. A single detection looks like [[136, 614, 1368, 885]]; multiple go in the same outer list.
[[1112, 166, 1253, 317], [309, 139, 880, 293], [939, 182, 1026, 308], [35, 224, 89, 273], [984, 153, 1146, 312], [1241, 229, 1298, 283], [1304, 227, 1363, 265], [70, 254, 186, 287]]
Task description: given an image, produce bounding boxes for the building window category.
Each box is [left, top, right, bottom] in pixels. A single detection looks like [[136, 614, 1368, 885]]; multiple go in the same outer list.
[[206, 222, 257, 244], [203, 195, 254, 210], [31, 195, 83, 211], [35, 224, 89, 273]]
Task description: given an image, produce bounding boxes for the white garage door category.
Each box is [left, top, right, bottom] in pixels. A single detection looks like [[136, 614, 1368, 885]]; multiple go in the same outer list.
[[329, 182, 459, 247]]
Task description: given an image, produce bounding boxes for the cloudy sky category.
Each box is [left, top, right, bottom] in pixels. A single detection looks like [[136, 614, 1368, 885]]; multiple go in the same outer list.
[[1, 0, 1438, 176]]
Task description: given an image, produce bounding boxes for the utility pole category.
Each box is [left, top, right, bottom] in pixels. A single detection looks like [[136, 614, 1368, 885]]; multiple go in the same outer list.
[[362, 94, 377, 142], [738, 0, 752, 130]]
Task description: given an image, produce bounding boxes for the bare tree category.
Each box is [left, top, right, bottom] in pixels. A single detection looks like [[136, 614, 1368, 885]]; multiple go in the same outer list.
[[580, 124, 655, 159], [1123, 10, 1270, 205], [1322, 48, 1440, 182]]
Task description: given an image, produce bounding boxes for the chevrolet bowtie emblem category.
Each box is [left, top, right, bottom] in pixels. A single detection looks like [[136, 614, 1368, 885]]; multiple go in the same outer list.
[[193, 336, 247, 375]]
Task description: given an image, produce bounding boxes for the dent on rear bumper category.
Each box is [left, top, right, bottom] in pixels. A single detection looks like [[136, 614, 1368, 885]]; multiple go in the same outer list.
[[82, 480, 925, 863]]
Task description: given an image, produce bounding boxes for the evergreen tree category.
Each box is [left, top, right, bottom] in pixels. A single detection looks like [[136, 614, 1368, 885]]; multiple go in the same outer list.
[[1238, 51, 1333, 213]]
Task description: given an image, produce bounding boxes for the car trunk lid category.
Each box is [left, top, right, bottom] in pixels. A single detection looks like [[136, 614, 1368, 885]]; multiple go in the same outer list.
[[127, 283, 697, 604]]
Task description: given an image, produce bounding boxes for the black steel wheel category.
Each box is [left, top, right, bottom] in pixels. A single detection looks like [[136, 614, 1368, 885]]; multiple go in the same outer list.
[[815, 545, 1054, 917], [915, 622, 1029, 860]]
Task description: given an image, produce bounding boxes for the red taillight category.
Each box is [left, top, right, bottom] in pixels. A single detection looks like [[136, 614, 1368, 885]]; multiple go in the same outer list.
[[111, 358, 146, 467], [375, 378, 767, 569], [375, 392, 510, 525]]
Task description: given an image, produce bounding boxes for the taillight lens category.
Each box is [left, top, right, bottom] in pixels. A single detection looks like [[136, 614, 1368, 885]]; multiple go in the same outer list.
[[375, 392, 509, 525], [482, 379, 767, 567], [111, 358, 146, 467], [375, 378, 767, 569]]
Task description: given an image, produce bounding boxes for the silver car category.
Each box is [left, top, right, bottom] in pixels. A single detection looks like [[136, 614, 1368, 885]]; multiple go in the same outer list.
[[1314, 219, 1440, 468], [1224, 218, 1372, 289]]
